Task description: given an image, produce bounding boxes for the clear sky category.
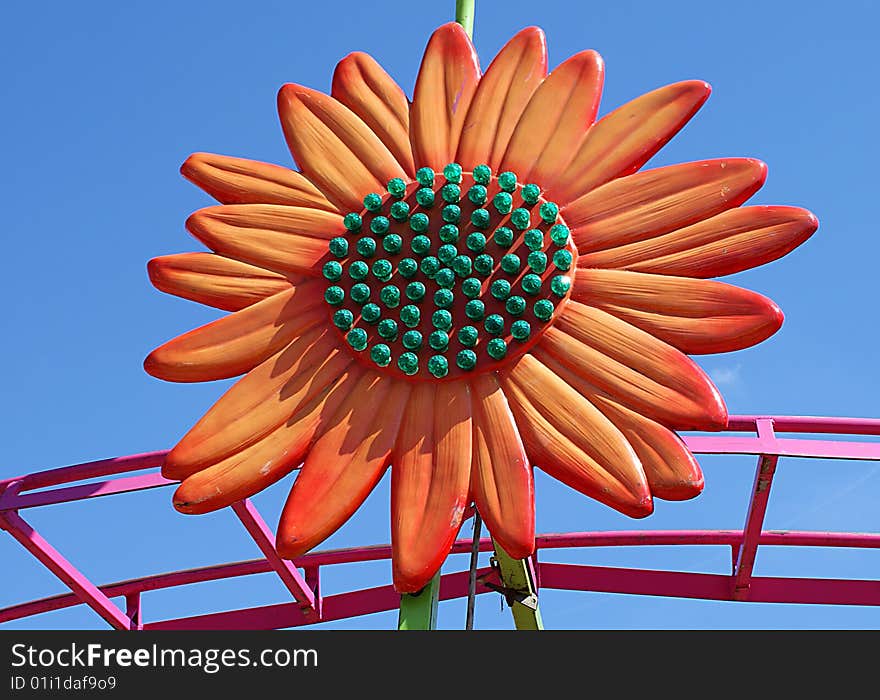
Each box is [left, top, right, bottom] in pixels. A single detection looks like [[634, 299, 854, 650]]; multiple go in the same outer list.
[[1, 0, 878, 629]]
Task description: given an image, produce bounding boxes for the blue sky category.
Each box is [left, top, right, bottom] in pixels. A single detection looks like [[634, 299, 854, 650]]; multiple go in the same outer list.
[[1, 0, 878, 629]]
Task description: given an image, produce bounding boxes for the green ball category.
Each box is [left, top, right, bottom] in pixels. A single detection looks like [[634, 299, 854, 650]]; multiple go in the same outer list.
[[357, 236, 377, 258], [486, 338, 507, 360], [438, 244, 458, 264], [466, 232, 486, 252], [416, 167, 435, 187], [472, 164, 491, 184], [402, 330, 423, 350], [378, 318, 399, 339], [490, 279, 511, 300], [493, 191, 513, 214], [398, 257, 419, 278], [333, 308, 354, 330], [428, 355, 449, 378], [468, 185, 488, 205], [415, 187, 435, 208], [398, 352, 419, 376], [550, 223, 570, 246], [351, 283, 371, 304], [361, 303, 381, 324], [370, 216, 390, 236], [349, 260, 369, 280], [511, 319, 531, 341], [473, 254, 494, 276], [524, 229, 544, 251], [521, 184, 541, 204], [405, 281, 426, 301], [462, 277, 482, 298], [527, 251, 548, 273], [456, 349, 477, 370], [443, 162, 463, 183], [484, 314, 505, 336], [343, 212, 362, 231], [493, 226, 514, 247], [434, 288, 454, 308], [429, 330, 449, 351], [521, 274, 542, 296], [539, 201, 559, 223], [390, 200, 410, 221], [380, 285, 401, 308], [420, 256, 440, 278], [324, 285, 345, 305], [322, 260, 342, 281], [452, 254, 473, 277], [465, 299, 485, 320], [534, 299, 554, 321], [506, 295, 526, 316], [382, 234, 403, 255], [441, 183, 461, 203], [370, 343, 391, 367], [329, 237, 349, 257], [441, 204, 461, 223], [553, 249, 573, 271], [372, 258, 392, 280], [411, 235, 432, 255], [458, 326, 479, 347], [439, 224, 459, 243], [432, 309, 452, 330], [387, 177, 407, 198], [347, 327, 368, 351], [435, 267, 456, 289], [409, 213, 430, 233], [363, 192, 383, 212], [470, 208, 490, 229], [401, 304, 421, 328], [498, 171, 517, 192], [500, 253, 521, 275], [550, 275, 572, 297], [511, 208, 531, 230]]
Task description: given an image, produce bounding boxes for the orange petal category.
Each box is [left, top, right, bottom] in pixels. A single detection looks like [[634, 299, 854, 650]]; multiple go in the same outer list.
[[572, 268, 784, 354], [147, 252, 293, 312], [537, 352, 703, 501], [547, 81, 711, 203], [409, 22, 480, 170], [186, 204, 343, 276], [276, 374, 410, 559], [332, 52, 415, 177], [277, 84, 406, 212], [391, 381, 472, 593], [579, 205, 818, 278], [500, 50, 603, 191], [538, 301, 727, 430], [144, 283, 323, 382], [469, 373, 534, 559], [163, 326, 351, 480], [173, 367, 360, 514], [503, 354, 652, 517], [180, 152, 337, 211], [456, 27, 547, 171], [566, 159, 767, 253]]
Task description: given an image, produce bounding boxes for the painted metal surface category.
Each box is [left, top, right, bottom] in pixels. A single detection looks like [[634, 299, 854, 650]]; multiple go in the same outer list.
[[1, 415, 879, 629]]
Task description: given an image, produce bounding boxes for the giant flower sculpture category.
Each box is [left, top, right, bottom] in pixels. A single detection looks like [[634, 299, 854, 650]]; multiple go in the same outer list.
[[145, 23, 817, 593]]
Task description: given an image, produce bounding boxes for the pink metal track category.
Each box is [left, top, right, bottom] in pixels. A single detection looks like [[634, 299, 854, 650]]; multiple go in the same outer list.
[[1, 415, 878, 629]]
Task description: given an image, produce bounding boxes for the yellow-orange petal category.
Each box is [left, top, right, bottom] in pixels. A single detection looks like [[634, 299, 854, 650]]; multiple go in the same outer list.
[[186, 204, 344, 277], [572, 269, 784, 354], [547, 80, 711, 203], [456, 27, 547, 171], [173, 367, 360, 514], [143, 283, 323, 383], [500, 50, 603, 191], [276, 373, 410, 559], [180, 152, 337, 211], [537, 352, 703, 501], [469, 373, 534, 560], [502, 354, 652, 518], [566, 159, 767, 253], [391, 381, 472, 593], [163, 326, 351, 480], [539, 301, 727, 430], [409, 22, 480, 170], [332, 52, 415, 177], [579, 205, 818, 278], [147, 252, 293, 312], [277, 84, 406, 212]]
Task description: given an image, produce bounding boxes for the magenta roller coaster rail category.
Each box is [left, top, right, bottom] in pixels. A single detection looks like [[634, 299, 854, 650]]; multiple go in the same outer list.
[[1, 415, 878, 629]]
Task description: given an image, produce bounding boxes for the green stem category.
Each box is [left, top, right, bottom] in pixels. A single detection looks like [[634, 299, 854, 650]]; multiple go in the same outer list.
[[455, 0, 475, 39], [398, 572, 441, 630]]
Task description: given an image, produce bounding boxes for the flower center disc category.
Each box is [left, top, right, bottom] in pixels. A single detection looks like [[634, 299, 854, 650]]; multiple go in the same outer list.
[[322, 163, 577, 380]]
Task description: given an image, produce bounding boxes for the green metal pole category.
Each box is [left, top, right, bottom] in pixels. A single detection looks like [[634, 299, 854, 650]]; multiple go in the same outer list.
[[492, 542, 544, 630], [398, 572, 441, 630], [455, 0, 475, 39]]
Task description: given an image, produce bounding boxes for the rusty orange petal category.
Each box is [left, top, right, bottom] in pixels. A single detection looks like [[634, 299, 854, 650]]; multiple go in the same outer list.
[[332, 52, 415, 177], [566, 158, 767, 253], [391, 381, 472, 593], [144, 283, 323, 383], [276, 374, 410, 559], [277, 84, 406, 212], [540, 301, 727, 430], [572, 268, 784, 354], [409, 22, 480, 171], [163, 327, 351, 480], [456, 26, 547, 171], [580, 205, 818, 278], [469, 373, 534, 560], [147, 252, 293, 312], [180, 152, 337, 211], [500, 50, 603, 191], [547, 80, 711, 203], [173, 367, 359, 515], [186, 204, 344, 276]]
